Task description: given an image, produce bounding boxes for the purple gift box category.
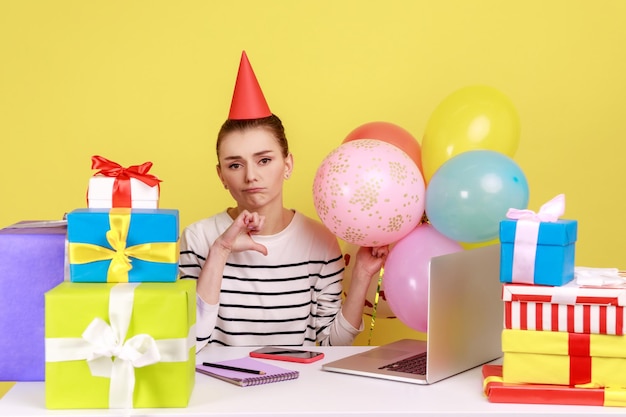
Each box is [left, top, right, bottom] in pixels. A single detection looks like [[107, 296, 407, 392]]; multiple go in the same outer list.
[[0, 221, 67, 381]]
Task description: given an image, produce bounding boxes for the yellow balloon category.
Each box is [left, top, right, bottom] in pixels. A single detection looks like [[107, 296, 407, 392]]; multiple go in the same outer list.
[[421, 85, 521, 183], [460, 237, 500, 250]]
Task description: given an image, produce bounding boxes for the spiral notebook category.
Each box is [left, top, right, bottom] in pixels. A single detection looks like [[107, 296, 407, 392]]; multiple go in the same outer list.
[[196, 357, 299, 387]]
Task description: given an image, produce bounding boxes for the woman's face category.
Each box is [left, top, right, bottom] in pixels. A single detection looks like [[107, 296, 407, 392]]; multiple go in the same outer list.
[[217, 127, 293, 211]]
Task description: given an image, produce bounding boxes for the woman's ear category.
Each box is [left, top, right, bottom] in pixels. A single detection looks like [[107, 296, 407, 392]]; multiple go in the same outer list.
[[284, 153, 294, 179], [216, 164, 227, 189]]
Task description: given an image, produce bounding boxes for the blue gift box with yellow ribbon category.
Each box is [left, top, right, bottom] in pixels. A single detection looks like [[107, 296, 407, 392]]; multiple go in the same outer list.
[[67, 208, 179, 283]]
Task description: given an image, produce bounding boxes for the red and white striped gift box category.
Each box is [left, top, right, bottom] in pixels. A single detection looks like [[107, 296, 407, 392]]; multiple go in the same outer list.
[[502, 282, 626, 335]]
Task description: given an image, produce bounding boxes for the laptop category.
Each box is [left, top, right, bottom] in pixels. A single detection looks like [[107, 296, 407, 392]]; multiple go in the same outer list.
[[322, 244, 503, 384]]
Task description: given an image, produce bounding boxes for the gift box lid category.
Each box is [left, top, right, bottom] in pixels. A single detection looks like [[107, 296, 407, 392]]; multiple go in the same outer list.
[[1, 220, 67, 235], [67, 208, 178, 243], [87, 175, 160, 200], [45, 281, 195, 338], [502, 280, 626, 306], [500, 219, 578, 246], [501, 328, 626, 358]]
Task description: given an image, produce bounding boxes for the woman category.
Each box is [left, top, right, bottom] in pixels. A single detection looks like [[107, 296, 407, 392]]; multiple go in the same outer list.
[[179, 52, 387, 350]]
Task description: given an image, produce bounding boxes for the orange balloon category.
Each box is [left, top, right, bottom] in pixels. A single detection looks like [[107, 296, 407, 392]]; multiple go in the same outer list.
[[343, 121, 423, 173]]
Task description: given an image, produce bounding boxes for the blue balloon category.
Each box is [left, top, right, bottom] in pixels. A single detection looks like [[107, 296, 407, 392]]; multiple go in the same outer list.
[[425, 150, 529, 243]]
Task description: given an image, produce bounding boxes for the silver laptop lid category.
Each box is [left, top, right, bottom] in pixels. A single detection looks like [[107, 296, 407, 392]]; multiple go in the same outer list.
[[425, 244, 503, 383], [321, 244, 503, 384]]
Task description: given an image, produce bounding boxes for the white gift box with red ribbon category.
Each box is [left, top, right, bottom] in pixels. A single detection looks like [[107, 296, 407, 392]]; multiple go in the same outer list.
[[503, 279, 626, 335], [86, 156, 161, 209]]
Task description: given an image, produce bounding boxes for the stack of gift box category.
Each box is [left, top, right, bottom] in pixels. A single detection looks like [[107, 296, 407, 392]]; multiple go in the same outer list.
[[0, 156, 196, 409], [483, 194, 626, 408]]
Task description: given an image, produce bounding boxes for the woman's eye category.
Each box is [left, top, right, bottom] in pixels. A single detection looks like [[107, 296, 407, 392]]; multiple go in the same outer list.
[[228, 163, 242, 169], [259, 158, 271, 165]]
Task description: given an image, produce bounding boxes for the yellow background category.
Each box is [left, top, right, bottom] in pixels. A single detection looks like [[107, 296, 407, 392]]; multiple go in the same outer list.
[[2, 1, 625, 345]]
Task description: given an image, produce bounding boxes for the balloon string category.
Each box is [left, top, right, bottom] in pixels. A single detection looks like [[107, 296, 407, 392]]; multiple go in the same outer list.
[[367, 267, 384, 346]]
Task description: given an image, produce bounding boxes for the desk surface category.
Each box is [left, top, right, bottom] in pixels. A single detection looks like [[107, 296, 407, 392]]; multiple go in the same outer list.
[[1, 345, 624, 416]]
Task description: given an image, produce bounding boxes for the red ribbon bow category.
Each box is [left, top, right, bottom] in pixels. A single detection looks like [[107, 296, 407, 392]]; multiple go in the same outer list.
[[91, 155, 161, 207]]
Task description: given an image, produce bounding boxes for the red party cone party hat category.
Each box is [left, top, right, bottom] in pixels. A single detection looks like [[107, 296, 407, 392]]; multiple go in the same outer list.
[[228, 51, 272, 120]]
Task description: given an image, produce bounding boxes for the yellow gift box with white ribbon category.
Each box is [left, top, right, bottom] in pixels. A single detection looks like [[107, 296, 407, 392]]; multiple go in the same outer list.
[[44, 280, 196, 409], [502, 329, 626, 387]]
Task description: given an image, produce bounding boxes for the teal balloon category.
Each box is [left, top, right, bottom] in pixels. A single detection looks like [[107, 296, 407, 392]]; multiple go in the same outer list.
[[425, 150, 529, 243]]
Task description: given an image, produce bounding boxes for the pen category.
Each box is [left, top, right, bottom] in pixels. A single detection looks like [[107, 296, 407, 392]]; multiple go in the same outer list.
[[202, 362, 266, 375]]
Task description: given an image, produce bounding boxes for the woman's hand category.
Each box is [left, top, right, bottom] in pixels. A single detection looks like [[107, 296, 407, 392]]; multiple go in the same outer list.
[[213, 210, 268, 256], [341, 245, 389, 329], [197, 210, 268, 304], [353, 245, 389, 283]]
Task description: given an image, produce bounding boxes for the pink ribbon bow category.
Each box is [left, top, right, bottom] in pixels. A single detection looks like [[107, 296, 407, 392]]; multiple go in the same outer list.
[[506, 194, 565, 222], [506, 194, 565, 283]]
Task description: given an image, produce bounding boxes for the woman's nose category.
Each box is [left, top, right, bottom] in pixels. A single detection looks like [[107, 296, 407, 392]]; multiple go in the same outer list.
[[244, 165, 257, 182]]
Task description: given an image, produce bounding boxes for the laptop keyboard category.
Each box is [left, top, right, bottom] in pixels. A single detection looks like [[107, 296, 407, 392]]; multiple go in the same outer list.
[[378, 352, 427, 375]]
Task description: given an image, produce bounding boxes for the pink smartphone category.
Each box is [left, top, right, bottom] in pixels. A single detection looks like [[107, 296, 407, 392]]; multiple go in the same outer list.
[[249, 347, 325, 363]]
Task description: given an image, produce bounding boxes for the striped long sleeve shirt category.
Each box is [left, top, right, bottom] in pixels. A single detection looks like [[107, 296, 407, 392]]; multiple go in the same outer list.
[[179, 210, 362, 351]]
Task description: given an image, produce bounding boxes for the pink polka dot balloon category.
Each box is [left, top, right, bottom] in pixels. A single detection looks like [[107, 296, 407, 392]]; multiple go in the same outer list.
[[313, 139, 425, 247]]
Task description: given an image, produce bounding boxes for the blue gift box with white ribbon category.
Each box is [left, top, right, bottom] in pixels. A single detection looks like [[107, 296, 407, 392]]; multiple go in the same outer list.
[[499, 195, 577, 286], [500, 218, 577, 286]]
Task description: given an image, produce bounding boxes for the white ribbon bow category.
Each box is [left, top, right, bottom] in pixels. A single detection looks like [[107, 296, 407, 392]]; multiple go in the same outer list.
[[575, 266, 625, 286], [506, 193, 565, 222], [505, 194, 565, 283], [46, 283, 194, 409], [82, 319, 161, 408]]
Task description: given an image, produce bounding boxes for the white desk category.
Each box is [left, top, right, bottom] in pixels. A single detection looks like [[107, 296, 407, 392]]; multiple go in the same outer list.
[[1, 345, 624, 416]]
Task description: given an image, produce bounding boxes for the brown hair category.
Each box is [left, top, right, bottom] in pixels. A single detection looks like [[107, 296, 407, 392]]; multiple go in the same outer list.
[[216, 114, 289, 163]]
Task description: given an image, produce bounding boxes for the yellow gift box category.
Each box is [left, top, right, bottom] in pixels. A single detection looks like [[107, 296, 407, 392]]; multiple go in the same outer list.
[[502, 329, 626, 387], [45, 280, 196, 409]]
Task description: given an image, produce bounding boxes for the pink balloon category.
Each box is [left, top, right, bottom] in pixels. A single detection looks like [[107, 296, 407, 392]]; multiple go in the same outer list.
[[313, 139, 425, 246], [383, 223, 463, 332]]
